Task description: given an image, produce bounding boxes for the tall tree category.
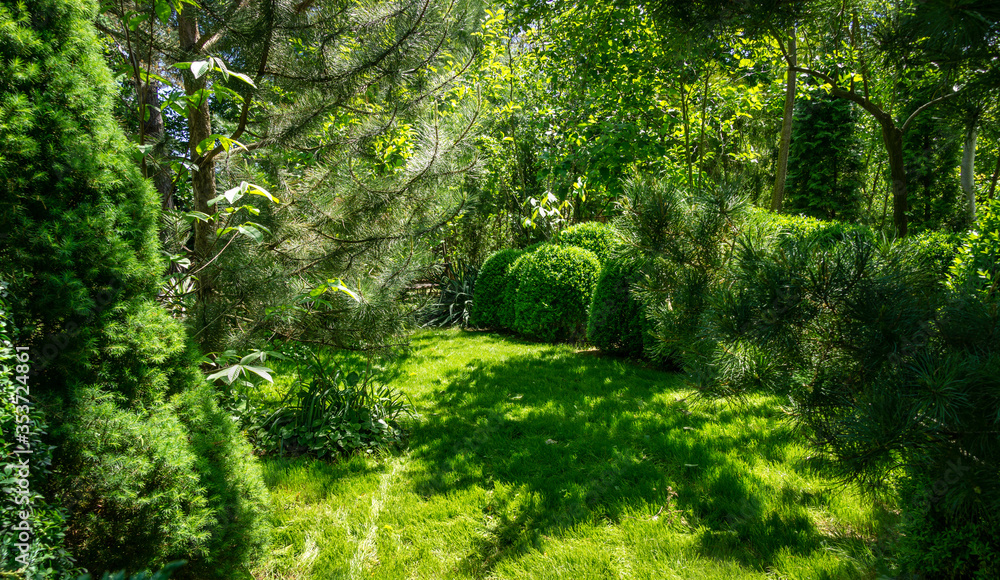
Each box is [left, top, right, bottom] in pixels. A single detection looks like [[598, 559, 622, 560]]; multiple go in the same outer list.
[[100, 0, 484, 350]]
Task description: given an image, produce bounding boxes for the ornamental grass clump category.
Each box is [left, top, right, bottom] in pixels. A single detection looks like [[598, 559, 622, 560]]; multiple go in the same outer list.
[[513, 244, 600, 342]]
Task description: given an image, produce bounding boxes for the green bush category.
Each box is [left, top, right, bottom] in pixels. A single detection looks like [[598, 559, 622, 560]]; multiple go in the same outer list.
[[470, 249, 523, 329], [170, 386, 271, 579], [242, 354, 410, 459], [949, 198, 1000, 299], [556, 222, 620, 264], [513, 244, 601, 342], [55, 390, 214, 574], [587, 257, 646, 356], [0, 1, 271, 575]]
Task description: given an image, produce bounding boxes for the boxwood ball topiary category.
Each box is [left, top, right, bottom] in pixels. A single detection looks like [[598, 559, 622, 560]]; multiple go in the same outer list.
[[556, 221, 620, 264], [514, 244, 601, 342], [471, 248, 523, 329], [587, 257, 645, 356]]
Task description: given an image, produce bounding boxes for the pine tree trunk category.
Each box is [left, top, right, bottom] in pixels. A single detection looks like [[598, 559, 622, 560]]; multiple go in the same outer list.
[[961, 121, 977, 223], [771, 33, 796, 212]]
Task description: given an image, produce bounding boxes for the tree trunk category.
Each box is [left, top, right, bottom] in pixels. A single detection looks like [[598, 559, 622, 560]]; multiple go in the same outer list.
[[771, 33, 796, 212], [961, 121, 977, 223], [179, 10, 220, 348], [988, 152, 1000, 201], [881, 121, 908, 237], [136, 79, 175, 210]]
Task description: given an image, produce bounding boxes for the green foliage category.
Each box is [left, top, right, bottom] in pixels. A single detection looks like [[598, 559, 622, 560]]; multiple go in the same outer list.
[[55, 389, 213, 574], [241, 353, 410, 459], [0, 1, 270, 576], [555, 221, 621, 264], [586, 257, 646, 356], [784, 94, 864, 220], [896, 502, 1000, 579], [56, 386, 270, 579], [704, 220, 1000, 576], [616, 175, 748, 366], [513, 244, 601, 342], [470, 249, 523, 330], [1, 300, 82, 578], [418, 260, 477, 328], [949, 198, 1000, 298], [169, 386, 271, 579], [77, 560, 187, 580]]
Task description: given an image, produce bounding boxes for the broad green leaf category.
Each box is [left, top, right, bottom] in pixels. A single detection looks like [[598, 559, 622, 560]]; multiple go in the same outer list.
[[190, 59, 212, 79], [154, 0, 172, 24], [243, 365, 274, 383]]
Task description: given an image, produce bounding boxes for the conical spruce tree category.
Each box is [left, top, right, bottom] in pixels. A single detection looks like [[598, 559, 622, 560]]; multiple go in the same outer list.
[[0, 0, 268, 576]]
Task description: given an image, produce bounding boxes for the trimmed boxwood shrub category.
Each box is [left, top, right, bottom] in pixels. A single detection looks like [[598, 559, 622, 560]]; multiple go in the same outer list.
[[470, 248, 523, 329], [556, 221, 620, 264], [514, 244, 601, 342], [587, 257, 645, 356]]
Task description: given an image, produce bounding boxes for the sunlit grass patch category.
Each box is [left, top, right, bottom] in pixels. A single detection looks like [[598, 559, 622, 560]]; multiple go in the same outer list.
[[255, 328, 889, 579]]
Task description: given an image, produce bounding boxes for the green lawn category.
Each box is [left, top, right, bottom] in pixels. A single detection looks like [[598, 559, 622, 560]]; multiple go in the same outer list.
[[253, 329, 891, 579]]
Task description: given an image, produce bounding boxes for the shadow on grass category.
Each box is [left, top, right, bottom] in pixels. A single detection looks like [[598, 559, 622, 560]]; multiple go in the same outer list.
[[404, 342, 865, 574]]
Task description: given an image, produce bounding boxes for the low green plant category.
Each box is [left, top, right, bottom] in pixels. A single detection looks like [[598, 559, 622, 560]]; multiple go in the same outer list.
[[470, 249, 523, 329], [556, 221, 621, 264], [949, 198, 1000, 299], [419, 259, 477, 328], [245, 352, 411, 459], [77, 560, 187, 580], [586, 256, 646, 356], [513, 244, 601, 342]]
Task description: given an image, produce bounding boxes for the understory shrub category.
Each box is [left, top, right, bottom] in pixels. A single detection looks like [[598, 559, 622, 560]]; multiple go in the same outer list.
[[703, 218, 1000, 577], [470, 249, 523, 329], [556, 221, 621, 264], [587, 257, 646, 356], [418, 259, 477, 328], [615, 175, 748, 367], [0, 1, 271, 575], [513, 244, 600, 342], [242, 353, 410, 459]]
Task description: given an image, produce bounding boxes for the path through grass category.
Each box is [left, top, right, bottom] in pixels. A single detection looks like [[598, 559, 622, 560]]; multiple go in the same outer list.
[[254, 329, 889, 579]]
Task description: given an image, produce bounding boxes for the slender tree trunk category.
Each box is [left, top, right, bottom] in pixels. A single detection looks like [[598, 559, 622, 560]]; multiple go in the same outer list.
[[771, 33, 796, 212], [179, 10, 221, 348], [988, 152, 1000, 200], [961, 120, 978, 223], [880, 121, 908, 237], [697, 70, 711, 189], [679, 79, 692, 187]]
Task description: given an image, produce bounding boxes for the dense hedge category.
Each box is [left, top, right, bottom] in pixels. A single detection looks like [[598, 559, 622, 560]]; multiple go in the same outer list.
[[587, 257, 646, 356], [556, 221, 620, 264], [470, 248, 523, 329], [513, 244, 601, 342], [0, 1, 269, 575]]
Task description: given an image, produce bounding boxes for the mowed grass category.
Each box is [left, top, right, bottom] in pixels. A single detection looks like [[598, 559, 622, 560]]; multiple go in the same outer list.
[[253, 328, 891, 579]]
